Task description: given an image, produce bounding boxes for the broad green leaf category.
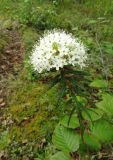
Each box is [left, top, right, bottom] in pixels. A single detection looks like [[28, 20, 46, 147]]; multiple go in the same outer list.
[[60, 114, 79, 129], [82, 108, 103, 121], [90, 79, 108, 88], [96, 94, 113, 116], [52, 125, 79, 153], [92, 119, 113, 143], [50, 152, 72, 160], [83, 133, 101, 151]]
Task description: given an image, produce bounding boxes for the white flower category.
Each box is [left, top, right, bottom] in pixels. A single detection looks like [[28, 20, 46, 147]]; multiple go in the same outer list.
[[30, 30, 87, 73]]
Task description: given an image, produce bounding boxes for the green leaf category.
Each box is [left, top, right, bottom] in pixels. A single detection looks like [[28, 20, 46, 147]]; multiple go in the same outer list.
[[83, 133, 101, 150], [90, 79, 108, 88], [82, 108, 103, 121], [52, 125, 79, 153], [96, 94, 113, 116], [60, 114, 79, 129], [49, 74, 61, 89], [50, 152, 72, 160], [92, 119, 113, 143]]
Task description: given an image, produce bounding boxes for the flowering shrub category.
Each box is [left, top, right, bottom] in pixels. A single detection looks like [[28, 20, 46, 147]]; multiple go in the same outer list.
[[30, 30, 87, 73], [30, 30, 113, 160]]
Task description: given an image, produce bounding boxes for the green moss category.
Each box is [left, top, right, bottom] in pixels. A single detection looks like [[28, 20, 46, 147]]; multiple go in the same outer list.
[[9, 110, 48, 141], [5, 77, 60, 145], [9, 103, 37, 123], [0, 131, 10, 150]]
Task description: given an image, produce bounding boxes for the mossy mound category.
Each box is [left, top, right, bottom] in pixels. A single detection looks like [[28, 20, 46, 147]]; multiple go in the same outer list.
[[0, 76, 64, 156]]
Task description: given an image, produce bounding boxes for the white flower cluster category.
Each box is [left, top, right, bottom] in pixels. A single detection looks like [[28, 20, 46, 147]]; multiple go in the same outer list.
[[30, 30, 87, 73]]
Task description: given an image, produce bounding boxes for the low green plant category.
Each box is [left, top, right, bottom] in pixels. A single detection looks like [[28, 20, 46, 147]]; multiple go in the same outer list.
[[18, 0, 57, 30], [18, 0, 72, 31], [48, 71, 113, 159], [28, 28, 113, 159], [24, 59, 39, 81]]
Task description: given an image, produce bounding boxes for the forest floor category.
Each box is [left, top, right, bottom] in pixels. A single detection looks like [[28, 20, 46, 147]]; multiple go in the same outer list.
[[0, 28, 24, 159], [0, 29, 23, 107]]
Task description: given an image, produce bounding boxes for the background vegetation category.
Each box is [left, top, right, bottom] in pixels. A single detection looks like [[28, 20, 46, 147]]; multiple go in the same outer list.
[[0, 0, 113, 159]]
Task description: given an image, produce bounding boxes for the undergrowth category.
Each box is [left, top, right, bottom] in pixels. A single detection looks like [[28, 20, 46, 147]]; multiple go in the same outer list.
[[0, 0, 113, 159]]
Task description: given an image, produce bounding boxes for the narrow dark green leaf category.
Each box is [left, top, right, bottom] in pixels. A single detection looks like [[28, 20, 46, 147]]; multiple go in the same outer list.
[[60, 114, 80, 129]]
